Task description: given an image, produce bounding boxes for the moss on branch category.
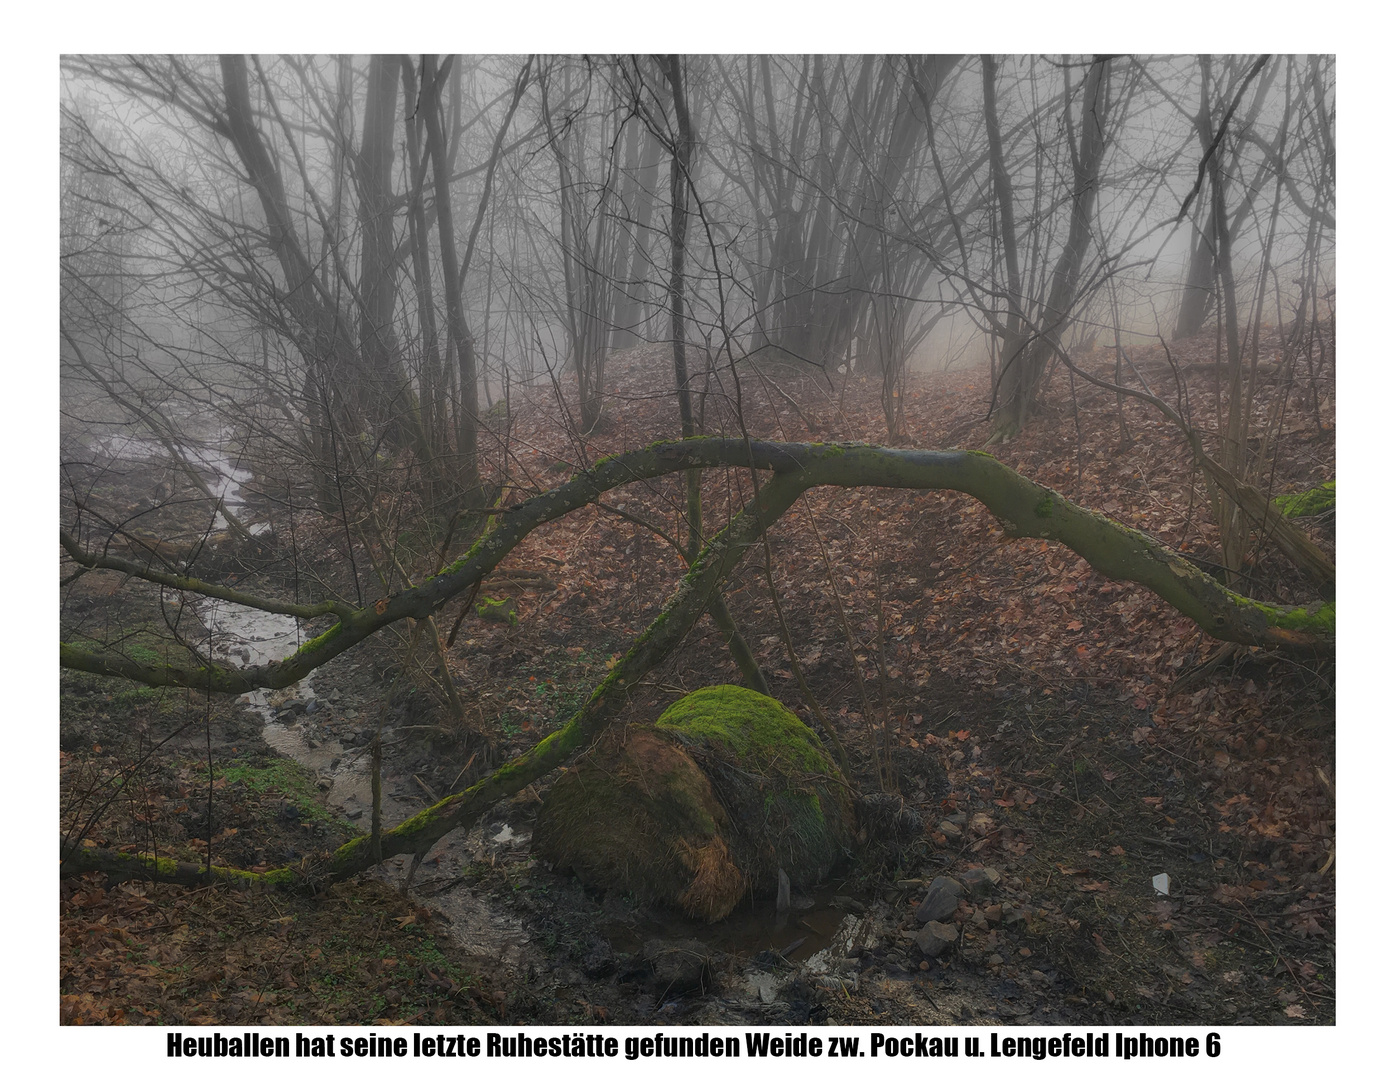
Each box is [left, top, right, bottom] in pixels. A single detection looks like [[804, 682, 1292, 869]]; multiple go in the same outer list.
[[60, 440, 1335, 892], [60, 840, 298, 888], [60, 439, 1332, 693], [1275, 481, 1335, 518]]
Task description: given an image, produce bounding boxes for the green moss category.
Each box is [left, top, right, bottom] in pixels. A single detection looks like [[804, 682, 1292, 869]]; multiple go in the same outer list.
[[217, 759, 340, 824], [383, 811, 433, 840], [1034, 495, 1054, 519], [72, 848, 296, 888], [655, 685, 854, 890], [127, 643, 163, 666], [1274, 481, 1334, 518], [296, 621, 343, 653], [475, 596, 518, 625], [1278, 601, 1335, 633], [656, 685, 829, 774], [1232, 595, 1335, 635], [439, 532, 490, 578]]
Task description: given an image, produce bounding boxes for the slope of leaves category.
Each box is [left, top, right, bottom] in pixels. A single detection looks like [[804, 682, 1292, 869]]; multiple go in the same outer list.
[[60, 323, 1334, 1024]]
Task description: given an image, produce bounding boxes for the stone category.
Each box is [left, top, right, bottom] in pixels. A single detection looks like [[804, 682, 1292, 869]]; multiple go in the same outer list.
[[476, 596, 518, 625], [580, 941, 614, 979], [644, 938, 714, 997], [912, 921, 958, 958], [744, 971, 782, 1004], [961, 866, 1002, 897], [916, 876, 966, 923]]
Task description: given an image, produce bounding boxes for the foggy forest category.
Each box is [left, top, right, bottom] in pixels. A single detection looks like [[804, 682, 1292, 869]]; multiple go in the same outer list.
[[59, 54, 1335, 1029]]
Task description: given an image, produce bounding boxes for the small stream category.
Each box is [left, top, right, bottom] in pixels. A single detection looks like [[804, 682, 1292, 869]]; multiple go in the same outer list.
[[198, 577, 863, 990], [200, 592, 535, 964], [91, 429, 270, 535], [104, 428, 872, 1003]]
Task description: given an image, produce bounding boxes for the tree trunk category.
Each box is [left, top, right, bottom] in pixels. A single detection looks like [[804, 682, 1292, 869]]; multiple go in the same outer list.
[[400, 59, 445, 460], [611, 120, 663, 350], [420, 55, 481, 499], [356, 55, 402, 411], [1173, 208, 1217, 339], [991, 57, 1111, 443]]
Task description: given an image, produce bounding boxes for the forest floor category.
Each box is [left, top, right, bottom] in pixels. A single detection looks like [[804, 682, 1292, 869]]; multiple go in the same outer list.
[[60, 328, 1336, 1026]]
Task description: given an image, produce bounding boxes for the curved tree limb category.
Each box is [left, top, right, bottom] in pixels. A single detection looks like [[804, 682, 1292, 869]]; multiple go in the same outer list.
[[1040, 344, 1336, 588], [60, 440, 1333, 887], [61, 470, 808, 884], [59, 839, 298, 888], [315, 469, 808, 882], [59, 530, 356, 621], [61, 440, 1333, 696]]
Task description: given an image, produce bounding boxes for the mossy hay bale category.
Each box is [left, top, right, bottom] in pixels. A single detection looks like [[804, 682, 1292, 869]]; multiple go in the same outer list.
[[533, 686, 853, 922], [532, 725, 745, 921], [657, 685, 854, 892]]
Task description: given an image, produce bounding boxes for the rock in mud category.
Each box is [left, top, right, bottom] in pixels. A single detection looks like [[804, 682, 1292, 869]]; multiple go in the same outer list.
[[912, 920, 959, 958], [579, 940, 615, 979], [915, 876, 966, 923], [533, 685, 854, 922], [643, 938, 715, 998], [960, 866, 1002, 898]]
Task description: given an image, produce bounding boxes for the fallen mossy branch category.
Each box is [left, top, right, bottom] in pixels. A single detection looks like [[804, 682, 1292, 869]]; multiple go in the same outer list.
[[58, 531, 358, 622], [1275, 481, 1335, 518], [61, 471, 807, 885], [60, 440, 1334, 696], [60, 440, 1334, 888], [59, 838, 298, 888]]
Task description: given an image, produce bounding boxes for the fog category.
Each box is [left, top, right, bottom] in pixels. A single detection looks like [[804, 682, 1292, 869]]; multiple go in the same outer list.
[[60, 53, 1333, 479]]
